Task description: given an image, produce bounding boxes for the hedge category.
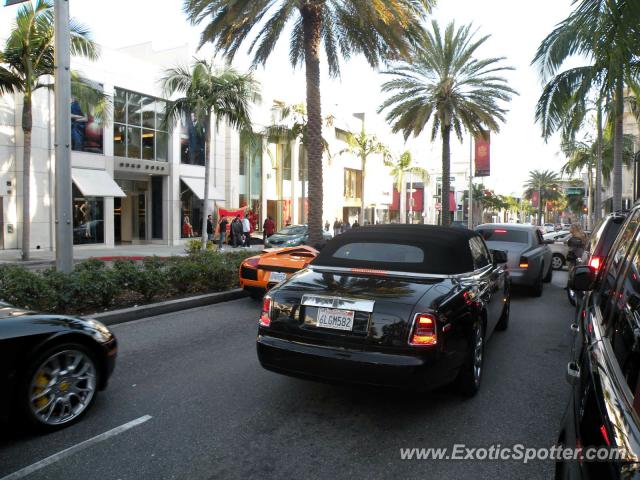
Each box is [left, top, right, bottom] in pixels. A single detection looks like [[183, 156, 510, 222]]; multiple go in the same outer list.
[[0, 250, 255, 315]]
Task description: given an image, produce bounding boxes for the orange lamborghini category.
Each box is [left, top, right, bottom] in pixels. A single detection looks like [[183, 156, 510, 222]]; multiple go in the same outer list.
[[239, 246, 318, 298]]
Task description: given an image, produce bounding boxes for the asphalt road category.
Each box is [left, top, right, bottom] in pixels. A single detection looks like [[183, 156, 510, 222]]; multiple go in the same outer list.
[[0, 271, 574, 480]]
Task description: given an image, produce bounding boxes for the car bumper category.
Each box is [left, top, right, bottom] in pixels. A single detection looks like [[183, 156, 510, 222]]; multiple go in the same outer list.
[[508, 267, 538, 287], [100, 336, 118, 390], [257, 334, 460, 390]]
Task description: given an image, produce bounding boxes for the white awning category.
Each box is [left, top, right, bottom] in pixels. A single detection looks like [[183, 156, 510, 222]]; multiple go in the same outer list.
[[181, 176, 225, 201], [72, 168, 126, 197]]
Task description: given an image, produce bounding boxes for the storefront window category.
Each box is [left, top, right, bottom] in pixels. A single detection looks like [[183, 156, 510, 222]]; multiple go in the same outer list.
[[239, 132, 262, 229], [70, 83, 105, 154], [180, 180, 202, 238], [344, 168, 362, 199], [72, 185, 104, 244], [113, 88, 168, 161], [180, 113, 206, 165]]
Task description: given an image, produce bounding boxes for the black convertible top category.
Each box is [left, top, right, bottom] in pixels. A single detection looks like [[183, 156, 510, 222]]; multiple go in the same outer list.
[[313, 225, 480, 275]]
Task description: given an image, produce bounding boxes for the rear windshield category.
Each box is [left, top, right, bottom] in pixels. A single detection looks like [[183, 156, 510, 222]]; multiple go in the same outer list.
[[477, 229, 529, 244], [592, 219, 625, 256], [277, 226, 306, 236], [332, 243, 424, 263]]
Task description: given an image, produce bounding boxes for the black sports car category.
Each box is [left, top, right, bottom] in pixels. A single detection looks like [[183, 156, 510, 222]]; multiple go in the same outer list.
[[257, 225, 510, 395], [0, 303, 117, 431]]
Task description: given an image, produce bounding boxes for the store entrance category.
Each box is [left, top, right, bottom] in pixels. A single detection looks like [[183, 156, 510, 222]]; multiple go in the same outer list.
[[114, 180, 149, 244]]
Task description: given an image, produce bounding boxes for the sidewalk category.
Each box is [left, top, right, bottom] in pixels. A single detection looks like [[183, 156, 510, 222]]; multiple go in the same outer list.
[[0, 243, 263, 268]]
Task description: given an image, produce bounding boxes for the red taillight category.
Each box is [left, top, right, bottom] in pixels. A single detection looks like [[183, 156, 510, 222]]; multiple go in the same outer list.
[[589, 256, 601, 271], [259, 297, 271, 327], [409, 313, 437, 346], [519, 256, 528, 269], [494, 229, 508, 233], [600, 424, 611, 446], [245, 256, 260, 268]]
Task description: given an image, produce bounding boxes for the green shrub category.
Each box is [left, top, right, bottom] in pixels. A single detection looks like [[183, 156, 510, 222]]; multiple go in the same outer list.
[[166, 257, 202, 293], [0, 266, 57, 311], [68, 260, 121, 310], [137, 257, 168, 301]]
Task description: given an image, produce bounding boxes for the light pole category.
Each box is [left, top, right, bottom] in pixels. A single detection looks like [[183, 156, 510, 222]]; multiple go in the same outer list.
[[468, 135, 473, 228]]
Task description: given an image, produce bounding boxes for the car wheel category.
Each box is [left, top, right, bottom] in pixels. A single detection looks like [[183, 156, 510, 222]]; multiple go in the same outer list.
[[552, 254, 565, 270], [531, 268, 544, 297], [544, 262, 553, 283], [20, 342, 100, 431], [496, 293, 510, 331], [455, 320, 484, 397]]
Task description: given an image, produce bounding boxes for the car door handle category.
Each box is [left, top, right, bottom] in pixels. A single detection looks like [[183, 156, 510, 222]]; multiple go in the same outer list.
[[570, 323, 579, 334], [566, 361, 581, 385]]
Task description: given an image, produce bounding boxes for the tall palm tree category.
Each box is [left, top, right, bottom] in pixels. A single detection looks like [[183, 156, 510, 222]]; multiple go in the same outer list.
[[378, 21, 516, 226], [533, 0, 640, 212], [384, 151, 428, 224], [0, 0, 100, 261], [340, 129, 391, 225], [183, 0, 433, 245], [523, 169, 561, 225], [162, 61, 260, 249]]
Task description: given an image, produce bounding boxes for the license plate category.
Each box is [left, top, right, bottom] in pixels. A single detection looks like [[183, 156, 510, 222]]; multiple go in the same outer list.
[[269, 271, 287, 283], [316, 308, 354, 331]]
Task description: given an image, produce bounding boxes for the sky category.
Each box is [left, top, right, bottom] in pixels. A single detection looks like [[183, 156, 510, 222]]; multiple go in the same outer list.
[[0, 0, 576, 196]]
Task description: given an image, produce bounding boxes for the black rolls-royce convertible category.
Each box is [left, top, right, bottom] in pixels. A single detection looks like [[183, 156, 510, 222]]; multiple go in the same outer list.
[[257, 225, 510, 396]]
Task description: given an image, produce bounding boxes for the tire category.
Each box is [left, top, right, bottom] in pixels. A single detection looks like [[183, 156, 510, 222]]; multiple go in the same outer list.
[[19, 342, 100, 432], [551, 254, 565, 270], [543, 262, 553, 283], [455, 320, 485, 397], [531, 268, 544, 297], [496, 292, 510, 331]]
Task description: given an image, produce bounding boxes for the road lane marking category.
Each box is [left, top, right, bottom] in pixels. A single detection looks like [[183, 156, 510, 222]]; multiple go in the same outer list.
[[1, 415, 152, 480]]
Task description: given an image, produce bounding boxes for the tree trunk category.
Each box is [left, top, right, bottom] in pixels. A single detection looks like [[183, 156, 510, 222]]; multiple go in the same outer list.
[[537, 187, 543, 226], [587, 167, 593, 229], [441, 124, 451, 226], [359, 155, 365, 225], [201, 114, 212, 250], [22, 94, 32, 261], [302, 5, 324, 246], [595, 99, 603, 221], [612, 77, 624, 212], [398, 174, 406, 223]]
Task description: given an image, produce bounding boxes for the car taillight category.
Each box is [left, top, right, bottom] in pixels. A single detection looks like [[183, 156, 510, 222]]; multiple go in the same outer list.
[[409, 313, 437, 346], [245, 256, 260, 268], [259, 297, 271, 327], [589, 256, 601, 271], [519, 256, 528, 269]]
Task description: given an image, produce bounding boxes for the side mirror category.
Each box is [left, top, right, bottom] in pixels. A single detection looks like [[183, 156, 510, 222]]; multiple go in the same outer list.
[[568, 265, 596, 291], [491, 249, 508, 264]]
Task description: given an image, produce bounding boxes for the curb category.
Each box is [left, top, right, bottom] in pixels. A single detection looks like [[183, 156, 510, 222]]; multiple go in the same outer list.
[[87, 288, 248, 326]]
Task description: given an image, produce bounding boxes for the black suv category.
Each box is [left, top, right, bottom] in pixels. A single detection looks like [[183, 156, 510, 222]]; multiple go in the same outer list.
[[558, 209, 640, 479], [567, 212, 627, 306]]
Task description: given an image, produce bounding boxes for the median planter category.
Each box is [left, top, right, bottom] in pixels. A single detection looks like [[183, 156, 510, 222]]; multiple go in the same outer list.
[[0, 250, 255, 316]]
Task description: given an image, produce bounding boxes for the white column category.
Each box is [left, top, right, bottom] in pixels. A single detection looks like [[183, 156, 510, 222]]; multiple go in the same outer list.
[[291, 139, 299, 223]]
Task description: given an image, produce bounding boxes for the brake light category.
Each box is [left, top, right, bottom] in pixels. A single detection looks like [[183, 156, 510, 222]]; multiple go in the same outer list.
[[494, 229, 508, 233], [589, 256, 601, 271], [600, 424, 611, 446], [519, 256, 529, 269], [409, 313, 437, 346], [245, 256, 260, 268], [259, 297, 271, 327]]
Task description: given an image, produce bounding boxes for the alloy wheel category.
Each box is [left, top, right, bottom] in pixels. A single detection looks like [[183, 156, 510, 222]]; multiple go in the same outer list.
[[28, 349, 97, 426], [552, 255, 564, 270]]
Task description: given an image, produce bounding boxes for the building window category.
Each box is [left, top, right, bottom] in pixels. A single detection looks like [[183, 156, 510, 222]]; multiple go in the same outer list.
[[344, 168, 362, 199], [282, 144, 291, 181], [180, 180, 202, 238], [71, 85, 105, 154], [113, 88, 168, 161], [239, 132, 262, 229], [72, 185, 104, 244], [180, 113, 206, 165]]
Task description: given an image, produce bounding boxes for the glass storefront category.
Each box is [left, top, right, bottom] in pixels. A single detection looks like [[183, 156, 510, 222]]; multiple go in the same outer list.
[[72, 185, 104, 244], [180, 113, 206, 166], [239, 132, 262, 229], [70, 85, 104, 154], [180, 180, 202, 238], [114, 88, 168, 161]]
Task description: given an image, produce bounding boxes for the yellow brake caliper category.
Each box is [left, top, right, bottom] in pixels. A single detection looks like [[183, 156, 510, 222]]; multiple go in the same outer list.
[[34, 373, 50, 409]]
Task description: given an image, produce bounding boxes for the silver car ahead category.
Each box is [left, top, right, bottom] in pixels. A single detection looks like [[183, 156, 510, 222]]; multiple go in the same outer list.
[[476, 223, 553, 296]]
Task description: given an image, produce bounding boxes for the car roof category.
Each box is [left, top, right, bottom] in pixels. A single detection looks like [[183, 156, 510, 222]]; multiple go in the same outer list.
[[476, 223, 535, 232]]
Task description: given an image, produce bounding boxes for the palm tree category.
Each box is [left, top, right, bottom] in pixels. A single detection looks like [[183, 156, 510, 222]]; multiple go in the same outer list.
[[162, 61, 259, 249], [183, 0, 433, 245], [523, 170, 561, 225], [384, 151, 428, 224], [378, 21, 516, 226], [339, 129, 391, 225], [0, 0, 101, 260], [533, 0, 640, 212]]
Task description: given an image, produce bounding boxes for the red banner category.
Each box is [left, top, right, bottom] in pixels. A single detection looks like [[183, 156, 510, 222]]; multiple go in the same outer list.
[[218, 207, 246, 219], [474, 132, 490, 177], [531, 191, 539, 208]]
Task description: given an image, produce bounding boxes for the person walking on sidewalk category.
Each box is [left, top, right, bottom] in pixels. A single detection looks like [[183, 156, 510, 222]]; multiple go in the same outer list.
[[263, 216, 275, 244], [242, 215, 251, 247], [231, 216, 243, 248], [206, 215, 214, 242], [218, 216, 228, 250]]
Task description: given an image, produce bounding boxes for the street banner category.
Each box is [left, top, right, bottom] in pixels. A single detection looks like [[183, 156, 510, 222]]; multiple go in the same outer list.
[[218, 207, 246, 219], [474, 131, 490, 177], [531, 191, 539, 208]]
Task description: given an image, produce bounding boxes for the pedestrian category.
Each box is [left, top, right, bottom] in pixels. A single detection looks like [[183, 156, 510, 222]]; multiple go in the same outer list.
[[218, 216, 228, 250], [333, 218, 340, 237], [324, 220, 330, 232], [263, 216, 275, 244], [352, 220, 359, 228], [182, 216, 193, 238], [232, 216, 243, 248], [242, 215, 251, 247], [567, 223, 587, 267], [206, 214, 214, 242], [342, 220, 351, 233]]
